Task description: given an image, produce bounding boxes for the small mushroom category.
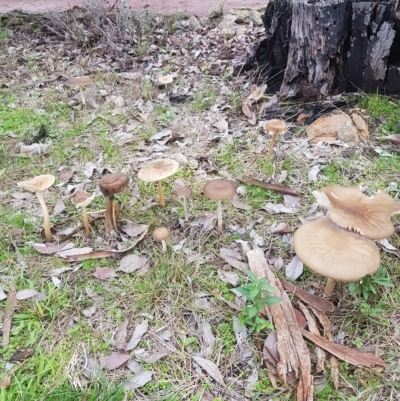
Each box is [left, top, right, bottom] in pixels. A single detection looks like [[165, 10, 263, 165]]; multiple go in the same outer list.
[[293, 217, 381, 296], [315, 185, 400, 239], [99, 173, 129, 233], [72, 191, 95, 236], [203, 179, 237, 231], [153, 227, 169, 252], [174, 187, 192, 221], [264, 119, 287, 158], [17, 174, 55, 242], [158, 75, 173, 88], [66, 76, 94, 108], [138, 159, 179, 207]]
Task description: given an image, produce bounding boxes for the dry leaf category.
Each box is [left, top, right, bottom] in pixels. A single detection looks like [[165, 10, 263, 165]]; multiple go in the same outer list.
[[43, 267, 73, 276], [192, 356, 224, 385], [308, 164, 322, 182], [99, 352, 131, 370], [93, 267, 118, 280], [285, 256, 304, 281], [232, 194, 251, 210], [16, 289, 38, 300], [220, 247, 248, 271], [118, 254, 148, 273], [10, 347, 35, 361], [263, 203, 299, 214], [241, 100, 256, 125], [127, 320, 149, 351], [59, 170, 74, 182], [247, 84, 267, 102], [0, 285, 7, 301], [32, 242, 69, 255], [2, 285, 17, 347], [141, 348, 171, 363], [52, 199, 65, 217], [123, 370, 153, 391], [111, 319, 129, 350], [217, 269, 240, 286]]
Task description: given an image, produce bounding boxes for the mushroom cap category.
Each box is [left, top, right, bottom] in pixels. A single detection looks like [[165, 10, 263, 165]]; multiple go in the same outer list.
[[203, 179, 237, 201], [315, 185, 400, 239], [293, 217, 380, 282], [174, 187, 192, 198], [72, 191, 95, 208], [17, 174, 55, 192], [99, 173, 130, 197], [153, 227, 169, 241], [66, 76, 94, 86], [158, 75, 173, 85], [264, 119, 287, 134], [138, 159, 179, 182]]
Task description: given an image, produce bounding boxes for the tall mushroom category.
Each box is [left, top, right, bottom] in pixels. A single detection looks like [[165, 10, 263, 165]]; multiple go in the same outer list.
[[264, 119, 287, 158], [203, 179, 237, 231], [99, 173, 129, 233], [72, 191, 95, 236], [17, 174, 55, 242], [66, 76, 94, 108], [152, 227, 169, 253], [174, 187, 192, 221], [314, 185, 400, 239], [138, 159, 179, 207], [293, 217, 381, 295]]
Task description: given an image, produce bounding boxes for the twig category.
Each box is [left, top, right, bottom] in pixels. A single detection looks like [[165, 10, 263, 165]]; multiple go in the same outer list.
[[2, 284, 17, 347], [238, 176, 302, 197]]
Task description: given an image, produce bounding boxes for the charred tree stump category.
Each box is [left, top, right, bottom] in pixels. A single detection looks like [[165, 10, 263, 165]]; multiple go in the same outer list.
[[256, 0, 400, 97]]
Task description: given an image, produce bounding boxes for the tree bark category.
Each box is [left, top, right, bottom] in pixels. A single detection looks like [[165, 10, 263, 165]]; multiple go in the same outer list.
[[256, 0, 400, 97]]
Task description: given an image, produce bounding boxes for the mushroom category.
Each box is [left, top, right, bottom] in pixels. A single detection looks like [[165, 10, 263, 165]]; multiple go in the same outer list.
[[203, 179, 237, 231], [314, 185, 400, 239], [99, 173, 130, 233], [153, 227, 169, 252], [138, 159, 179, 207], [72, 191, 95, 236], [158, 75, 173, 87], [293, 217, 381, 296], [264, 119, 287, 158], [174, 187, 192, 221], [17, 174, 55, 242], [66, 76, 94, 108]]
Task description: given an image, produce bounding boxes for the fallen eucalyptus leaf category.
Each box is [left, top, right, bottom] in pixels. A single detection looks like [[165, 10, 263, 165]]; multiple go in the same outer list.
[[123, 370, 153, 391], [285, 255, 304, 281]]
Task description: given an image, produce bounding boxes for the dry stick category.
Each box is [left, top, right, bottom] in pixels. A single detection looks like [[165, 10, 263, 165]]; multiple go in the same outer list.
[[237, 176, 302, 197], [2, 284, 17, 347]]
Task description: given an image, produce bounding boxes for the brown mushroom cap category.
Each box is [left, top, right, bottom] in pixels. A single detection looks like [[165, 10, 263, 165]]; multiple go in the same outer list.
[[264, 119, 287, 134], [66, 76, 94, 86], [72, 191, 95, 208], [99, 173, 130, 197], [158, 75, 173, 85], [316, 185, 400, 239], [174, 187, 192, 198], [203, 179, 237, 201], [138, 159, 179, 182], [152, 227, 169, 241], [293, 217, 381, 282], [18, 174, 55, 192]]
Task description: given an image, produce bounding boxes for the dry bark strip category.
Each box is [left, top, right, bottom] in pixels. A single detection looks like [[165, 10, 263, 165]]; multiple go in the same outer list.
[[238, 176, 302, 197], [310, 308, 340, 389], [247, 249, 313, 401], [300, 329, 386, 368], [280, 278, 335, 313], [297, 302, 326, 373], [2, 284, 17, 347]]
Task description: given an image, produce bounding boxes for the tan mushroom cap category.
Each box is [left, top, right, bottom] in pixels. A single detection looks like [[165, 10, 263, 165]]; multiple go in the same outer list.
[[138, 159, 179, 182], [316, 185, 400, 239], [174, 187, 192, 197], [72, 191, 95, 208], [153, 227, 169, 241], [264, 119, 287, 134], [18, 174, 55, 192], [203, 179, 237, 201], [99, 173, 130, 197], [294, 217, 381, 282], [66, 76, 94, 86], [158, 75, 173, 85]]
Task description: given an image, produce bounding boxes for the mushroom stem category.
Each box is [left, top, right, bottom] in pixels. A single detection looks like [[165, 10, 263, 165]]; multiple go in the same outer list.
[[266, 133, 277, 158], [112, 200, 118, 231], [105, 196, 114, 233], [36, 191, 52, 242], [183, 197, 188, 221], [79, 86, 86, 108], [217, 200, 223, 231], [161, 240, 167, 253], [82, 206, 90, 236], [324, 278, 336, 296], [157, 180, 165, 207]]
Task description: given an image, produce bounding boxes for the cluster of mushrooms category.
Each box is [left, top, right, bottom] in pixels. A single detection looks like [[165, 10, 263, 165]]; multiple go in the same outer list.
[[16, 158, 241, 252], [294, 185, 400, 295]]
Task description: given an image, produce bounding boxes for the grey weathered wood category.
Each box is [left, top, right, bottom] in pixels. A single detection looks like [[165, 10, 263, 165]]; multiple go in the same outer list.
[[256, 0, 400, 97]]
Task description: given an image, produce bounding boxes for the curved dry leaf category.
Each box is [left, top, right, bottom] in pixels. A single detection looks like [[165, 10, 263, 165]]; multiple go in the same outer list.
[[32, 242, 69, 255], [247, 84, 267, 102], [93, 267, 118, 280], [127, 320, 149, 351], [241, 100, 256, 125], [220, 248, 248, 271], [123, 370, 153, 391], [99, 352, 131, 370], [232, 195, 252, 210], [118, 254, 148, 273], [192, 356, 224, 385], [16, 289, 38, 300], [285, 255, 304, 281], [141, 348, 171, 363], [0, 285, 6, 301], [217, 269, 240, 286]]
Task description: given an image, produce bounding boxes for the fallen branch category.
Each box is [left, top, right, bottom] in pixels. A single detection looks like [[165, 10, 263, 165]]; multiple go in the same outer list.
[[280, 278, 335, 312], [247, 249, 313, 401], [238, 176, 302, 197], [300, 329, 385, 368], [2, 284, 17, 347]]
